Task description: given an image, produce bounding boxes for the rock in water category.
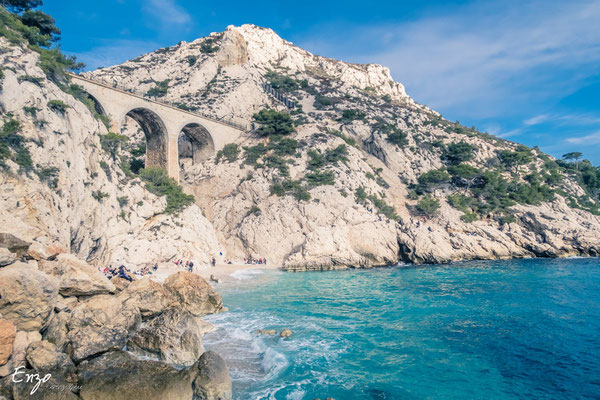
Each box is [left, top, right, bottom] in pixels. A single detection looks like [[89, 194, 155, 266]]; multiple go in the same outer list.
[[67, 295, 141, 362], [192, 351, 232, 400], [255, 329, 276, 335], [0, 262, 59, 331], [78, 351, 195, 400], [0, 319, 15, 365], [128, 308, 215, 367], [280, 329, 292, 337], [164, 272, 225, 316]]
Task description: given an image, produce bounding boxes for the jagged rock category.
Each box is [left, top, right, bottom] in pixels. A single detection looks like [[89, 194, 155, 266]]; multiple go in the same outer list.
[[27, 242, 65, 261], [192, 351, 232, 400], [280, 329, 292, 337], [120, 277, 175, 319], [11, 330, 42, 368], [0, 262, 59, 331], [44, 311, 69, 352], [255, 329, 276, 335], [0, 233, 29, 256], [54, 296, 78, 313], [0, 319, 15, 365], [25, 340, 74, 371], [128, 308, 215, 367], [39, 254, 115, 297], [67, 295, 141, 362], [78, 351, 196, 400], [0, 247, 16, 267], [164, 272, 225, 317], [109, 276, 131, 292]]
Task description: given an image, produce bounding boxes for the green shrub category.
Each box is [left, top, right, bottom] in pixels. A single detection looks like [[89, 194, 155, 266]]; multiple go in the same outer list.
[[215, 143, 239, 163], [265, 70, 299, 92], [263, 154, 289, 176], [271, 137, 298, 156], [200, 38, 219, 54], [100, 132, 129, 161], [22, 105, 39, 116], [129, 157, 144, 175], [447, 193, 476, 213], [92, 190, 109, 202], [497, 146, 533, 172], [139, 167, 195, 214], [247, 205, 261, 216], [270, 179, 311, 201], [243, 143, 269, 165], [117, 196, 128, 207], [252, 109, 295, 137], [386, 129, 408, 148], [444, 141, 476, 164], [460, 212, 478, 223], [146, 80, 169, 97], [47, 99, 68, 113], [326, 128, 357, 147], [499, 214, 517, 225], [186, 55, 197, 66], [15, 146, 32, 170], [340, 109, 365, 122], [36, 166, 58, 188], [305, 171, 335, 186], [416, 194, 440, 216], [17, 74, 43, 86]]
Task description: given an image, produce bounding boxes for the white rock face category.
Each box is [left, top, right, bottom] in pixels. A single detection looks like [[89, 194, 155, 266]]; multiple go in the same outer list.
[[2, 23, 600, 270], [0, 37, 223, 269]]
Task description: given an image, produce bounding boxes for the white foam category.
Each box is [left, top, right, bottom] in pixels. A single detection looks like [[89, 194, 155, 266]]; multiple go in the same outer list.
[[230, 268, 265, 280]]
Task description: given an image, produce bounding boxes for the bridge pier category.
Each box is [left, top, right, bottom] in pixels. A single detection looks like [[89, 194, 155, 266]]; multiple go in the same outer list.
[[69, 74, 246, 184]]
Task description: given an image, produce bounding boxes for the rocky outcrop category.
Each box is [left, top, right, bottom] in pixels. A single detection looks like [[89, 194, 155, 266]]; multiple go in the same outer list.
[[192, 351, 232, 400], [0, 263, 59, 331], [120, 278, 174, 319], [0, 248, 16, 267], [128, 308, 215, 367], [39, 254, 115, 297], [77, 351, 195, 400], [67, 295, 141, 362], [164, 272, 225, 317]]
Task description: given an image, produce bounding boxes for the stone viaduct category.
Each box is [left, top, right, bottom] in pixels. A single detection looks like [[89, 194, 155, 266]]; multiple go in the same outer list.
[[69, 74, 248, 181]]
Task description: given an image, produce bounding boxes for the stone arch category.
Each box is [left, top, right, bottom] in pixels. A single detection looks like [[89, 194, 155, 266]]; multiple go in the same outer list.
[[124, 108, 169, 170], [178, 123, 215, 165]]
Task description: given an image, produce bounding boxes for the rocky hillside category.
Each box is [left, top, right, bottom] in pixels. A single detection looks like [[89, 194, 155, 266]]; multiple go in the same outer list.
[[82, 24, 600, 269], [1, 16, 599, 270]]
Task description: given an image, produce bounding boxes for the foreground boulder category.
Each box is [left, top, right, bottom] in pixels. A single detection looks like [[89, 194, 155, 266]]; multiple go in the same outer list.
[[164, 272, 225, 316], [67, 295, 141, 362], [39, 254, 115, 297], [192, 351, 232, 400], [44, 311, 70, 352], [0, 319, 15, 365], [0, 263, 59, 331], [78, 351, 195, 400], [120, 278, 174, 319], [128, 308, 215, 367], [27, 242, 65, 261], [0, 234, 29, 257]]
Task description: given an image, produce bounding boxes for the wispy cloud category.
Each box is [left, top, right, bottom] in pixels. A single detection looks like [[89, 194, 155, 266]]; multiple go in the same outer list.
[[142, 0, 191, 30], [69, 39, 160, 71], [524, 114, 549, 126], [300, 0, 600, 119], [566, 131, 600, 145]]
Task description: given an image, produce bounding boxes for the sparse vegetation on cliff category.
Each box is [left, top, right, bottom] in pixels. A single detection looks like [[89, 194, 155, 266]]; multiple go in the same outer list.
[[139, 167, 195, 214]]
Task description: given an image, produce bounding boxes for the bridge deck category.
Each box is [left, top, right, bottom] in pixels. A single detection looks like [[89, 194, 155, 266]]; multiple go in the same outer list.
[[68, 73, 249, 131]]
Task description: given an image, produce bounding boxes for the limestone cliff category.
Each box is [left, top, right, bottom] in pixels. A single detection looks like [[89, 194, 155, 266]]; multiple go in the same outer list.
[[3, 24, 600, 270]]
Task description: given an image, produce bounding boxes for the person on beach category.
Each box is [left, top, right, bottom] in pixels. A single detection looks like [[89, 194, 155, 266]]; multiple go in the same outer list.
[[211, 257, 216, 267]]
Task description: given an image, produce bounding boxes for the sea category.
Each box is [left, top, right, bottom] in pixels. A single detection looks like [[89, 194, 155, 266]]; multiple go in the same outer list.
[[203, 258, 600, 400]]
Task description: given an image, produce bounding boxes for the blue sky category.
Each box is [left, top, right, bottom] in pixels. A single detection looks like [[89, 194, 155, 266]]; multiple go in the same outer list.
[[42, 0, 600, 163]]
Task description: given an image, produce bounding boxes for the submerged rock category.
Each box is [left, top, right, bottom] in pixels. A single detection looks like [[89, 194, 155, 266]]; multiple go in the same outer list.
[[280, 329, 292, 338], [255, 329, 276, 335]]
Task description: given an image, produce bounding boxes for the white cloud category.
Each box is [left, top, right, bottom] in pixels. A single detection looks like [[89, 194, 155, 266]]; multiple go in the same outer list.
[[524, 114, 549, 126], [565, 131, 600, 145], [69, 39, 160, 71], [142, 0, 191, 29], [299, 0, 600, 119]]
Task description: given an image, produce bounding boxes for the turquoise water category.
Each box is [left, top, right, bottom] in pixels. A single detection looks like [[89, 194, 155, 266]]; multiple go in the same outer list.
[[203, 258, 600, 399]]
